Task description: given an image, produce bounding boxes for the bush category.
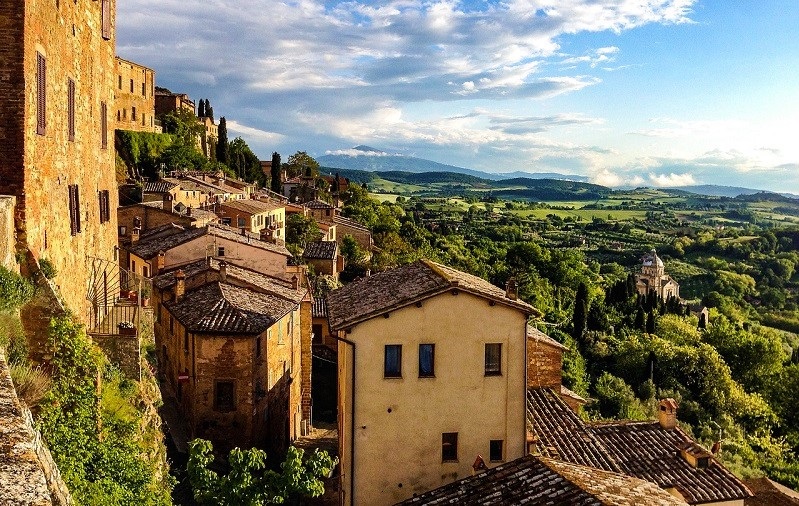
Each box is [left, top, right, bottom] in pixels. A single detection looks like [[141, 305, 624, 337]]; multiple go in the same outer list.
[[38, 258, 57, 279], [10, 363, 51, 408], [0, 266, 34, 310]]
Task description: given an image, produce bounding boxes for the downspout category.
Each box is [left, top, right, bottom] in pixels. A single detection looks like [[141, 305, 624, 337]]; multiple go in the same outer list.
[[332, 333, 356, 506]]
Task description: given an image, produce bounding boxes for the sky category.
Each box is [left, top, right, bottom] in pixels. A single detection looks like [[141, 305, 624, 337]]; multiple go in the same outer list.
[[117, 1, 799, 193]]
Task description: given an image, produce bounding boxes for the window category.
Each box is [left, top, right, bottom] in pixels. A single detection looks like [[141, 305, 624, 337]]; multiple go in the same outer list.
[[98, 189, 110, 223], [100, 101, 108, 149], [142, 82, 146, 96], [118, 75, 122, 89], [237, 217, 246, 227], [217, 246, 225, 257], [36, 52, 46, 135], [442, 433, 458, 462], [68, 185, 81, 235], [419, 344, 435, 377], [485, 343, 502, 376], [384, 344, 402, 378], [142, 266, 149, 277], [67, 78, 75, 141], [490, 440, 504, 462], [131, 106, 136, 121], [101, 0, 111, 40], [130, 79, 134, 93], [214, 381, 235, 412]]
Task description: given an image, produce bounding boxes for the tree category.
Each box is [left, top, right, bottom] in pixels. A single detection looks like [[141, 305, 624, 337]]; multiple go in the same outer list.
[[283, 151, 320, 180], [634, 306, 646, 330], [270, 152, 282, 193], [188, 439, 337, 506], [160, 108, 204, 146], [216, 117, 230, 166], [572, 282, 588, 342], [286, 213, 320, 248], [646, 310, 655, 334], [197, 98, 205, 117]]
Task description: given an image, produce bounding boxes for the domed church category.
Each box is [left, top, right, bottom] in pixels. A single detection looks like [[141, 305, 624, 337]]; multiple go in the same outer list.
[[635, 249, 680, 300]]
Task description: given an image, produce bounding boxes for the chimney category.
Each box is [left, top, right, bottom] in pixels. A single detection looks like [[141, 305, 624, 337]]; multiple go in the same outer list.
[[163, 193, 173, 212], [155, 250, 165, 275], [658, 398, 678, 429], [131, 226, 141, 243], [291, 274, 298, 290], [506, 278, 518, 301], [218, 260, 227, 283], [174, 269, 186, 301]]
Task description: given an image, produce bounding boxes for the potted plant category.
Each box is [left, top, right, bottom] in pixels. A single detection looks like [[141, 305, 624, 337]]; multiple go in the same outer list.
[[140, 287, 151, 307], [117, 321, 136, 336], [128, 290, 138, 302]]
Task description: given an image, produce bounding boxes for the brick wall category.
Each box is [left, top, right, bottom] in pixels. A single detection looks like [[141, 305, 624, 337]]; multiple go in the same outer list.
[[527, 338, 563, 389]]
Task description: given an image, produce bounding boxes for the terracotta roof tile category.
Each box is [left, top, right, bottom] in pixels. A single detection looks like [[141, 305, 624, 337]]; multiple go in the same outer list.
[[303, 241, 338, 260], [128, 223, 290, 259], [333, 215, 371, 232], [143, 180, 178, 193], [744, 477, 799, 506], [327, 259, 534, 330], [312, 297, 328, 318], [397, 454, 685, 505], [305, 199, 333, 209], [591, 421, 753, 504], [527, 388, 621, 472], [527, 325, 568, 350], [166, 282, 297, 334], [221, 199, 283, 214]]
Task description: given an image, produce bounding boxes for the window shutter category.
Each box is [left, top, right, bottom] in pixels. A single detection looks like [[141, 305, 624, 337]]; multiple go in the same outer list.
[[36, 53, 46, 135], [74, 185, 81, 233], [67, 79, 75, 141], [100, 101, 107, 149], [101, 0, 111, 40], [68, 185, 81, 236]]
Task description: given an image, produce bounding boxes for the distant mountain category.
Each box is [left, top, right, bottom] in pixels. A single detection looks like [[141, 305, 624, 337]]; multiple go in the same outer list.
[[318, 146, 589, 182], [663, 185, 799, 200]]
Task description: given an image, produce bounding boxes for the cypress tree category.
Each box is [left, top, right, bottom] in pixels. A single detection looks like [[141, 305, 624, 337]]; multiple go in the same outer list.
[[197, 98, 205, 117], [572, 282, 589, 341], [216, 117, 230, 165], [646, 311, 655, 334], [634, 306, 645, 330], [270, 152, 282, 193]]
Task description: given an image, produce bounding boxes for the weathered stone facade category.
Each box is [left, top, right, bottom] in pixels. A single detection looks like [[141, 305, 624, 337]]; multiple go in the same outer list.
[[0, 0, 120, 328], [114, 57, 156, 133], [526, 327, 566, 390], [0, 196, 17, 270]]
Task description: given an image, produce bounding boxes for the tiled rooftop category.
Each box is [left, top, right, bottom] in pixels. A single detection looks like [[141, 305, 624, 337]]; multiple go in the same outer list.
[[527, 387, 621, 472], [128, 223, 290, 259], [221, 199, 283, 214], [397, 454, 685, 506], [333, 215, 371, 232], [327, 259, 535, 330], [527, 324, 568, 350], [143, 180, 178, 193], [303, 241, 338, 260], [744, 477, 799, 506], [312, 297, 328, 318], [526, 387, 752, 505], [166, 282, 298, 334], [305, 199, 334, 209]]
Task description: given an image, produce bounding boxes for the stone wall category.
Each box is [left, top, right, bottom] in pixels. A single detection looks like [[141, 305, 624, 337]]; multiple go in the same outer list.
[[92, 333, 141, 380], [0, 350, 71, 506], [0, 0, 120, 326], [0, 196, 17, 270], [114, 57, 156, 133]]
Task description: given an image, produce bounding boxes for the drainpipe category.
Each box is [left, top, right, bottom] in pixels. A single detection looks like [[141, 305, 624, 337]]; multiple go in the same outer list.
[[332, 333, 356, 506]]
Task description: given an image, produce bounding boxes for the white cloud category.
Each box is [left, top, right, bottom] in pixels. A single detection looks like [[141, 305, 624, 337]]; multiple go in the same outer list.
[[226, 120, 284, 143], [324, 148, 394, 157], [591, 168, 624, 187], [648, 172, 696, 186]]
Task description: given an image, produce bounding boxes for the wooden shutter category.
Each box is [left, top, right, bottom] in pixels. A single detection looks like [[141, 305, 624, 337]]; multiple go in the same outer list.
[[69, 185, 81, 235], [36, 53, 46, 135], [101, 0, 111, 40], [67, 79, 75, 141], [100, 101, 107, 149]]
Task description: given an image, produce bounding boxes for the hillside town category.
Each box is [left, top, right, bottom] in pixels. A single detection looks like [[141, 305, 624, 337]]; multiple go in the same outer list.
[[2, 1, 799, 506]]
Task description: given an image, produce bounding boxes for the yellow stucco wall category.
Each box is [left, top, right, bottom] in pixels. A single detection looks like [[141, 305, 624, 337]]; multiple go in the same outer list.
[[338, 290, 528, 505]]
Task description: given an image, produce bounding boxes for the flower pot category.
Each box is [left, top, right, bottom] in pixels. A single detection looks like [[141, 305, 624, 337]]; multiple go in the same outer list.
[[117, 325, 136, 336], [141, 297, 150, 307]]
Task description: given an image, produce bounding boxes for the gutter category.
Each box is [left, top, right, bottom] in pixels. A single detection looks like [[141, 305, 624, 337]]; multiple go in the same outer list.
[[332, 333, 356, 506]]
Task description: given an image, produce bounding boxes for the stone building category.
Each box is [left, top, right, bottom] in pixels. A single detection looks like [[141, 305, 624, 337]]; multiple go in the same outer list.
[[197, 115, 217, 159], [114, 57, 156, 133], [302, 241, 341, 279], [154, 88, 194, 117], [526, 325, 586, 412], [218, 199, 285, 238], [636, 249, 680, 300], [152, 259, 310, 454], [0, 0, 120, 327], [327, 259, 536, 505]]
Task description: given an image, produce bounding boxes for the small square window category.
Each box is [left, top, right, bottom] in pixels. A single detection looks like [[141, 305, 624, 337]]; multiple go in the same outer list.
[[490, 440, 504, 462], [485, 343, 502, 376], [384, 344, 402, 378], [442, 432, 458, 462], [217, 246, 225, 257], [419, 344, 435, 377]]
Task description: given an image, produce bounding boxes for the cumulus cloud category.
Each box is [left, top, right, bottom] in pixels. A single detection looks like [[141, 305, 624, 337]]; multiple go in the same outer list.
[[325, 148, 394, 157], [648, 172, 697, 187], [226, 120, 284, 143]]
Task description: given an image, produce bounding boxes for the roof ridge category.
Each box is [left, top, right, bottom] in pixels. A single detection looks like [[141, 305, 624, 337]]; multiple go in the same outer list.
[[419, 258, 454, 284]]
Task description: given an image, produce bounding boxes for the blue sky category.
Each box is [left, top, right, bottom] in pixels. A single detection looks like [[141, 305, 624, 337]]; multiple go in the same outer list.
[[117, 1, 799, 192]]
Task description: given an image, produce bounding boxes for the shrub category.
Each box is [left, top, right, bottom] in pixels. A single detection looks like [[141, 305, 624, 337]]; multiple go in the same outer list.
[[10, 363, 51, 408], [38, 258, 57, 279], [0, 266, 34, 310]]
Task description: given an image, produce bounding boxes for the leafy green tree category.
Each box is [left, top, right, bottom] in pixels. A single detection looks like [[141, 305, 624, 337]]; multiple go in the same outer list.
[[160, 108, 204, 146], [216, 117, 230, 166], [270, 152, 282, 193], [229, 137, 264, 185], [188, 439, 337, 506], [158, 142, 208, 172], [591, 372, 647, 420], [0, 266, 34, 310], [286, 213, 320, 248], [283, 151, 320, 179]]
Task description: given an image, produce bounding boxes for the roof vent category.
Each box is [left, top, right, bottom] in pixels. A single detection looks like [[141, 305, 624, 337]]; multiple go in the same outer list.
[[506, 278, 518, 301], [678, 442, 713, 469], [174, 269, 186, 301]]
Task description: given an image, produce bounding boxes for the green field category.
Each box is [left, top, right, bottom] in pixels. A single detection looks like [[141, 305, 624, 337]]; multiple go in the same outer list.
[[511, 208, 648, 221]]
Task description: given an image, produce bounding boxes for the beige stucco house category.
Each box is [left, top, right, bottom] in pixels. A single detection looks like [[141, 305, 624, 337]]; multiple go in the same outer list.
[[327, 259, 536, 505]]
